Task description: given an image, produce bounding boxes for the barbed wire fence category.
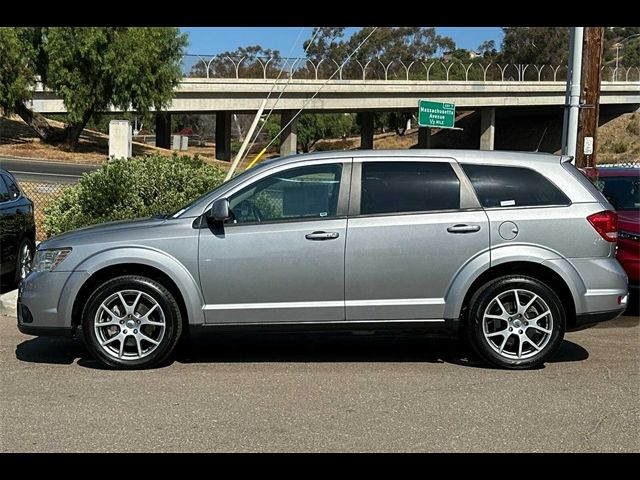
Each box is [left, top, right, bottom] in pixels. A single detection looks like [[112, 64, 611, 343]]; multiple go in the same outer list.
[[181, 55, 640, 82]]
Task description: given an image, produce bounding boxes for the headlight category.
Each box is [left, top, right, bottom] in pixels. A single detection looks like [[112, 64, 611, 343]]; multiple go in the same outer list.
[[32, 248, 72, 272]]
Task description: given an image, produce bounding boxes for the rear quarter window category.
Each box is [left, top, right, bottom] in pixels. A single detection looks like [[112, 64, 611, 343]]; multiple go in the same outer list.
[[461, 164, 570, 208]]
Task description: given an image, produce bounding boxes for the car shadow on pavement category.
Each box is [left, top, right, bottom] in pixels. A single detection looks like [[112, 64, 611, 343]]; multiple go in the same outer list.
[[15, 332, 589, 369]]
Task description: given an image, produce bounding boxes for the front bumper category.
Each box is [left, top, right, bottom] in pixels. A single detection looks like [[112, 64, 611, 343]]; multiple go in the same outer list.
[[17, 269, 89, 336]]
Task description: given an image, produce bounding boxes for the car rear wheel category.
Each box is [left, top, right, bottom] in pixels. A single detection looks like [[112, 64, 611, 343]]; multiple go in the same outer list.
[[81, 275, 182, 369], [466, 275, 565, 369]]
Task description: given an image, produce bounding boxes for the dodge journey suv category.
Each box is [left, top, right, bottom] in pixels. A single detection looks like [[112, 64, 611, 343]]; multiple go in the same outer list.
[[18, 150, 628, 369]]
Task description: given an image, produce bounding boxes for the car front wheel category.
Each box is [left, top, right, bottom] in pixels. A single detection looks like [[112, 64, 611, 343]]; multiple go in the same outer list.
[[466, 275, 565, 369], [81, 275, 183, 369]]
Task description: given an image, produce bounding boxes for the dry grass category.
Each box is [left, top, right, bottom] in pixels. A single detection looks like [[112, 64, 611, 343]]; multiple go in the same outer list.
[[20, 182, 69, 242], [0, 115, 231, 168], [597, 112, 640, 164]]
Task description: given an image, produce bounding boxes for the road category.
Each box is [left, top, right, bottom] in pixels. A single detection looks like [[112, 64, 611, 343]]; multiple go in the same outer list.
[[1, 312, 638, 452], [0, 157, 99, 184]]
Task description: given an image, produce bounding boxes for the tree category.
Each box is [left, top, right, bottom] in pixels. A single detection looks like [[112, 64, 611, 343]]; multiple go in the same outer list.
[[264, 113, 357, 153], [296, 113, 357, 152], [0, 27, 57, 140], [477, 40, 497, 60], [303, 27, 455, 80], [44, 28, 187, 150], [189, 45, 281, 78], [500, 27, 570, 65], [1, 27, 187, 150]]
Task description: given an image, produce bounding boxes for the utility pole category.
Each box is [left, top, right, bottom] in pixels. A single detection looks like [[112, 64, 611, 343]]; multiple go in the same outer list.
[[561, 27, 584, 160], [575, 27, 605, 169]]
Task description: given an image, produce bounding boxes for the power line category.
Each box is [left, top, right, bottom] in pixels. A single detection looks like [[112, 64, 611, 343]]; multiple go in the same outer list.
[[244, 27, 379, 170], [239, 27, 322, 167]]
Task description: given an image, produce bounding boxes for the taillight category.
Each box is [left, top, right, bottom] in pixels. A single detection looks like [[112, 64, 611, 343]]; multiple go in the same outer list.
[[587, 211, 618, 242]]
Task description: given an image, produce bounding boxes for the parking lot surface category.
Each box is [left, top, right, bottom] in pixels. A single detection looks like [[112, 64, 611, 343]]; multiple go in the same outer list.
[[1, 312, 638, 452]]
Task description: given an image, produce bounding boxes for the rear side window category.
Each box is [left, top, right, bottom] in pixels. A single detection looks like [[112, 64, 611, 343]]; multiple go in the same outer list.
[[361, 161, 460, 215], [461, 164, 570, 208]]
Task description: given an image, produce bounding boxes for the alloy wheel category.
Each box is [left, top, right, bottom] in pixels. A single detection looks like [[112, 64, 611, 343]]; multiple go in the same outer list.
[[482, 288, 554, 360], [94, 290, 166, 360]]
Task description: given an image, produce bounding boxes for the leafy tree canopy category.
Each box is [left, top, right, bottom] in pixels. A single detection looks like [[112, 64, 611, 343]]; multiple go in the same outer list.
[[500, 27, 570, 65], [303, 27, 455, 64], [0, 27, 187, 150]]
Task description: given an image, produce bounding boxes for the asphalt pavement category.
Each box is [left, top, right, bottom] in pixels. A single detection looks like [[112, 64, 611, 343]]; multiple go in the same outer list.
[[1, 311, 638, 452], [0, 156, 99, 184]]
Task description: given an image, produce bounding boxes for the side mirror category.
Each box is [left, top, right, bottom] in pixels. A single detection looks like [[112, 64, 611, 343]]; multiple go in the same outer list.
[[211, 198, 230, 221]]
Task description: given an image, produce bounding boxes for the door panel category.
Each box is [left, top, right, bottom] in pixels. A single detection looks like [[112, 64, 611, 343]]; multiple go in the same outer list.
[[199, 219, 346, 323], [197, 160, 350, 324], [345, 211, 489, 320], [344, 159, 489, 321]]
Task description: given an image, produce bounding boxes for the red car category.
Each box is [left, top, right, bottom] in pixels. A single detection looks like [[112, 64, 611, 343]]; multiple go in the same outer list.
[[591, 166, 639, 299]]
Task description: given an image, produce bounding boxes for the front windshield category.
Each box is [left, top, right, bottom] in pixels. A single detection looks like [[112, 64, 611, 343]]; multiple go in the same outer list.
[[595, 174, 640, 211]]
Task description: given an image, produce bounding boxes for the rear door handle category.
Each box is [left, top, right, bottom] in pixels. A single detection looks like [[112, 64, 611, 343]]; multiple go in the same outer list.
[[305, 231, 340, 241], [447, 224, 481, 234]]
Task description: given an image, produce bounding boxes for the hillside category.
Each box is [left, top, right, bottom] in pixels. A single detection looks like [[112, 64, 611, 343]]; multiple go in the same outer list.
[[1, 111, 638, 166]]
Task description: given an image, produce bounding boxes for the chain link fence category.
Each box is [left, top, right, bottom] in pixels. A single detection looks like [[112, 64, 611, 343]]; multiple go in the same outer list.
[[20, 181, 70, 242]]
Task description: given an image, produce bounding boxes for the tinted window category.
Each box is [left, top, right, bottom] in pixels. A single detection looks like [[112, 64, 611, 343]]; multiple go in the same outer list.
[[461, 164, 570, 208], [228, 164, 342, 223], [595, 174, 640, 211], [2, 174, 20, 200], [0, 176, 9, 203], [361, 161, 460, 215]]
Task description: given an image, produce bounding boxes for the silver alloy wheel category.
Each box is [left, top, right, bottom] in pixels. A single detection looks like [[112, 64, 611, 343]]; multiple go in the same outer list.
[[94, 289, 166, 360], [482, 288, 553, 360], [18, 242, 33, 281]]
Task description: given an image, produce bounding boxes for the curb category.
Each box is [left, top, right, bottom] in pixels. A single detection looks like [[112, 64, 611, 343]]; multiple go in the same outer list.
[[0, 289, 18, 317]]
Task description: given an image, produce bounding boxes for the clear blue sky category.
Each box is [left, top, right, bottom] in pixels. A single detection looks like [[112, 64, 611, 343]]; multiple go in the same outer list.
[[180, 27, 504, 56]]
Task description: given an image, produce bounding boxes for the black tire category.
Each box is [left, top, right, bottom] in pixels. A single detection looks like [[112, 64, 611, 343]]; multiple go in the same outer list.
[[13, 238, 34, 287], [81, 275, 183, 369], [466, 275, 565, 369]]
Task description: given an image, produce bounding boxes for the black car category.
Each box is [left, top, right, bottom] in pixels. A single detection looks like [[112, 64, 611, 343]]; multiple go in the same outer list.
[[0, 168, 36, 289]]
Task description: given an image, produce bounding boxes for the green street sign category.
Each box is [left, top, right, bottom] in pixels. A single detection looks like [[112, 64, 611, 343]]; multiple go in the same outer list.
[[418, 100, 456, 128]]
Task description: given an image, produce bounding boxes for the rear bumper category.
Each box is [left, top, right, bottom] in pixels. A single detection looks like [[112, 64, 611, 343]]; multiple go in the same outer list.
[[558, 257, 628, 314], [570, 307, 626, 331]]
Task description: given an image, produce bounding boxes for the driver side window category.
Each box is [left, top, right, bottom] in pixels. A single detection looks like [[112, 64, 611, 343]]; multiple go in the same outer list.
[[228, 164, 343, 224]]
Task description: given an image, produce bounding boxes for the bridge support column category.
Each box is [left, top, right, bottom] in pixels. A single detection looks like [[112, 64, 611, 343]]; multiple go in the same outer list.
[[155, 112, 171, 149], [280, 110, 298, 157], [215, 111, 232, 161], [480, 107, 495, 151], [360, 112, 374, 149], [418, 127, 431, 148]]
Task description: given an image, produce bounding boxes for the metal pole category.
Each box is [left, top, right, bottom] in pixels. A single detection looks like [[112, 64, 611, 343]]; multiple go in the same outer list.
[[563, 27, 584, 160], [560, 30, 575, 152], [224, 99, 267, 181]]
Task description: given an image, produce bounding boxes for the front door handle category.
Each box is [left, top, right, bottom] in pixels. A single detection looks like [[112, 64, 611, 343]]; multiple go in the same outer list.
[[447, 224, 481, 234], [305, 231, 340, 241]]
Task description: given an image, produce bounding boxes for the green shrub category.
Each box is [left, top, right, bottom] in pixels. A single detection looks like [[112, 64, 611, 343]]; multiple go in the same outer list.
[[42, 154, 227, 237]]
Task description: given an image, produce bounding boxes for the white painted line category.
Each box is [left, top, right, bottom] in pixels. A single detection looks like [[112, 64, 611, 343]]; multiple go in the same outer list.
[[11, 171, 82, 178]]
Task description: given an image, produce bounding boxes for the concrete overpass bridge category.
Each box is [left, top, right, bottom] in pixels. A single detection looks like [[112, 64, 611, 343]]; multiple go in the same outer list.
[[28, 56, 640, 159]]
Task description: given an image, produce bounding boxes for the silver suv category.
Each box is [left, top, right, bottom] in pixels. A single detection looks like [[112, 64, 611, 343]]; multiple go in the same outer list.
[[18, 150, 628, 370]]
